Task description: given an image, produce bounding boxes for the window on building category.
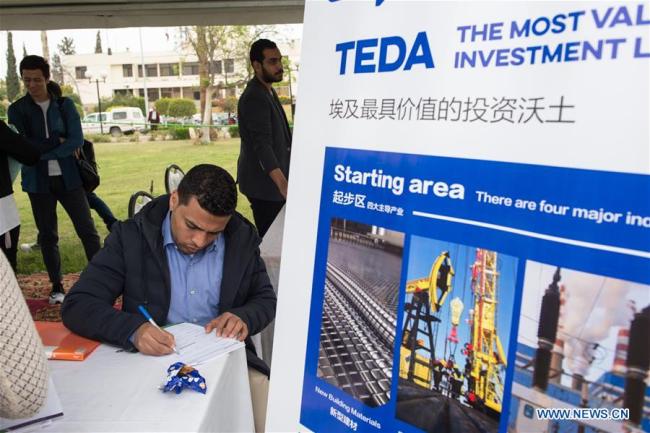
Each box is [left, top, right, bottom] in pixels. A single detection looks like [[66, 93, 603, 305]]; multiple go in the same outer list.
[[224, 59, 234, 74], [137, 65, 143, 77], [193, 90, 200, 100], [160, 88, 173, 98], [113, 89, 133, 97], [75, 66, 87, 79], [147, 88, 160, 101], [210, 60, 222, 75], [145, 64, 158, 77], [122, 64, 133, 77], [182, 62, 199, 76], [159, 63, 179, 77], [138, 88, 145, 97]]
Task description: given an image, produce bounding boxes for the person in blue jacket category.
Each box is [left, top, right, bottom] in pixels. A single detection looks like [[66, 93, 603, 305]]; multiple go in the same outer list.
[[8, 55, 100, 305]]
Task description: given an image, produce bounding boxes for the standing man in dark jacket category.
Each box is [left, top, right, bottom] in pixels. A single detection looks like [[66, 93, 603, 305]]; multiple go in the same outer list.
[[62, 164, 276, 433], [0, 120, 40, 270], [237, 39, 292, 237], [8, 55, 100, 304]]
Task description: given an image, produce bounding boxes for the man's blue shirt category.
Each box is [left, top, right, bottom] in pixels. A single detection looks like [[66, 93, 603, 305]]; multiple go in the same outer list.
[[162, 212, 225, 326]]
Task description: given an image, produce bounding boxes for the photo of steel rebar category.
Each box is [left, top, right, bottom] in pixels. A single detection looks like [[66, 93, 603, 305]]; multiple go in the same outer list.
[[316, 218, 404, 407]]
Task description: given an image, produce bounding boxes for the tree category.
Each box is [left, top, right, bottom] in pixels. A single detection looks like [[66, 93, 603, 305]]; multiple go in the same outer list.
[[95, 31, 102, 54], [60, 84, 82, 105], [52, 53, 64, 84], [41, 31, 50, 62], [6, 32, 21, 102], [215, 96, 237, 115], [59, 84, 84, 116], [180, 25, 274, 143], [58, 37, 76, 55], [168, 99, 196, 118], [102, 95, 145, 115], [0, 80, 7, 101]]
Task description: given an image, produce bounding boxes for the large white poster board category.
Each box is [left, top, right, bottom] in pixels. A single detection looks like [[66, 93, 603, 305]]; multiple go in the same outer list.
[[268, 2, 650, 432]]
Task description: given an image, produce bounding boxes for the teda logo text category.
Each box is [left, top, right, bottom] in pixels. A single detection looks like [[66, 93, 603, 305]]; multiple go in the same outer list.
[[336, 32, 435, 74]]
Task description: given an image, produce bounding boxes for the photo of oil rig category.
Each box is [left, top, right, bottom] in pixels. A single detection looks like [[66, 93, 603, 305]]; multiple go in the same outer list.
[[316, 218, 404, 407], [509, 262, 650, 433], [396, 236, 518, 433]]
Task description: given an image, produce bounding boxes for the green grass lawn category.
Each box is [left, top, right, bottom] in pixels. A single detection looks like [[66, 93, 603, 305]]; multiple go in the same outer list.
[[15, 138, 252, 276]]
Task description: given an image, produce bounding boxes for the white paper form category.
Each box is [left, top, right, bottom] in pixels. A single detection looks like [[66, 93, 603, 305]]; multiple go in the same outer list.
[[163, 323, 245, 365]]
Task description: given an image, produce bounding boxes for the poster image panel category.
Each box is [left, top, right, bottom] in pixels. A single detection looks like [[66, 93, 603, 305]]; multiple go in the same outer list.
[[316, 218, 404, 408], [508, 261, 650, 433], [396, 235, 518, 433]]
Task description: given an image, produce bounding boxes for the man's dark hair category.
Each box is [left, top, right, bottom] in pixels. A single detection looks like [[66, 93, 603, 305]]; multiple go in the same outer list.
[[249, 39, 278, 65], [19, 55, 50, 79], [177, 164, 237, 216]]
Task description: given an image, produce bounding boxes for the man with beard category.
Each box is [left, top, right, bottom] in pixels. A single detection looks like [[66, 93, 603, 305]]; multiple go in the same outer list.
[[62, 164, 276, 433], [237, 39, 292, 238]]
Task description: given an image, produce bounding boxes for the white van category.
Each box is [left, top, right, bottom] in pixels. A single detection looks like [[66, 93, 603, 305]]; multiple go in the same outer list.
[[82, 107, 145, 137]]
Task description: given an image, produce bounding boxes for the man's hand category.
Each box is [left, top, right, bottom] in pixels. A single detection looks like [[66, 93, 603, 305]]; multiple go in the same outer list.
[[132, 323, 176, 356], [269, 168, 288, 200], [205, 312, 249, 341]]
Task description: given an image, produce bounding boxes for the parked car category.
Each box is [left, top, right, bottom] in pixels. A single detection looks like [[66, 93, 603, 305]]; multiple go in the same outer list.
[[82, 107, 145, 137], [191, 113, 237, 126]]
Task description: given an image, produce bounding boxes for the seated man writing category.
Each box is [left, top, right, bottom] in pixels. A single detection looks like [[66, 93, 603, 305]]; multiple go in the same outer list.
[[62, 164, 276, 432]]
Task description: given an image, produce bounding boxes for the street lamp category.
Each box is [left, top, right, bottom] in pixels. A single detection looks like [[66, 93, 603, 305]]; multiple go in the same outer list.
[[86, 72, 107, 134]]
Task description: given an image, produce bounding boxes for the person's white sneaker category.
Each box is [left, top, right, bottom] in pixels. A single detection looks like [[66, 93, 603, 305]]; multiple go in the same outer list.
[[48, 291, 65, 305], [20, 242, 40, 252]]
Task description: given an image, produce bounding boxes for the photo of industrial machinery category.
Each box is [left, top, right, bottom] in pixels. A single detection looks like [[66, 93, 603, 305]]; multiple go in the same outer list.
[[316, 218, 404, 407], [509, 261, 650, 433], [396, 236, 518, 433]]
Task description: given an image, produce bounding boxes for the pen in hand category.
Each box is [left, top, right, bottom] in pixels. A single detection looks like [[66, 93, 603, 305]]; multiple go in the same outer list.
[[138, 305, 180, 355]]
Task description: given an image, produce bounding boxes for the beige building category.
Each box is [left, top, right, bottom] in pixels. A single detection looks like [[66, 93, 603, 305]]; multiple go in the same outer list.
[[61, 40, 300, 110]]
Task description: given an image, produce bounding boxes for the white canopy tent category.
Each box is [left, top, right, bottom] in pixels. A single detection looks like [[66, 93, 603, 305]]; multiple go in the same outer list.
[[0, 0, 300, 366], [0, 0, 304, 30]]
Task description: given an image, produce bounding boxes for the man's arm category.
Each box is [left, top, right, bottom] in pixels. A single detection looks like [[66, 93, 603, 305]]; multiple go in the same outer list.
[[241, 93, 287, 194], [206, 248, 277, 339], [61, 224, 147, 349], [40, 98, 83, 160], [0, 120, 40, 165], [7, 103, 59, 154]]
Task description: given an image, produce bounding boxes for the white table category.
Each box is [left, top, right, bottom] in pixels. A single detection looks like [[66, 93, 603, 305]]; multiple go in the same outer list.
[[31, 344, 254, 432]]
